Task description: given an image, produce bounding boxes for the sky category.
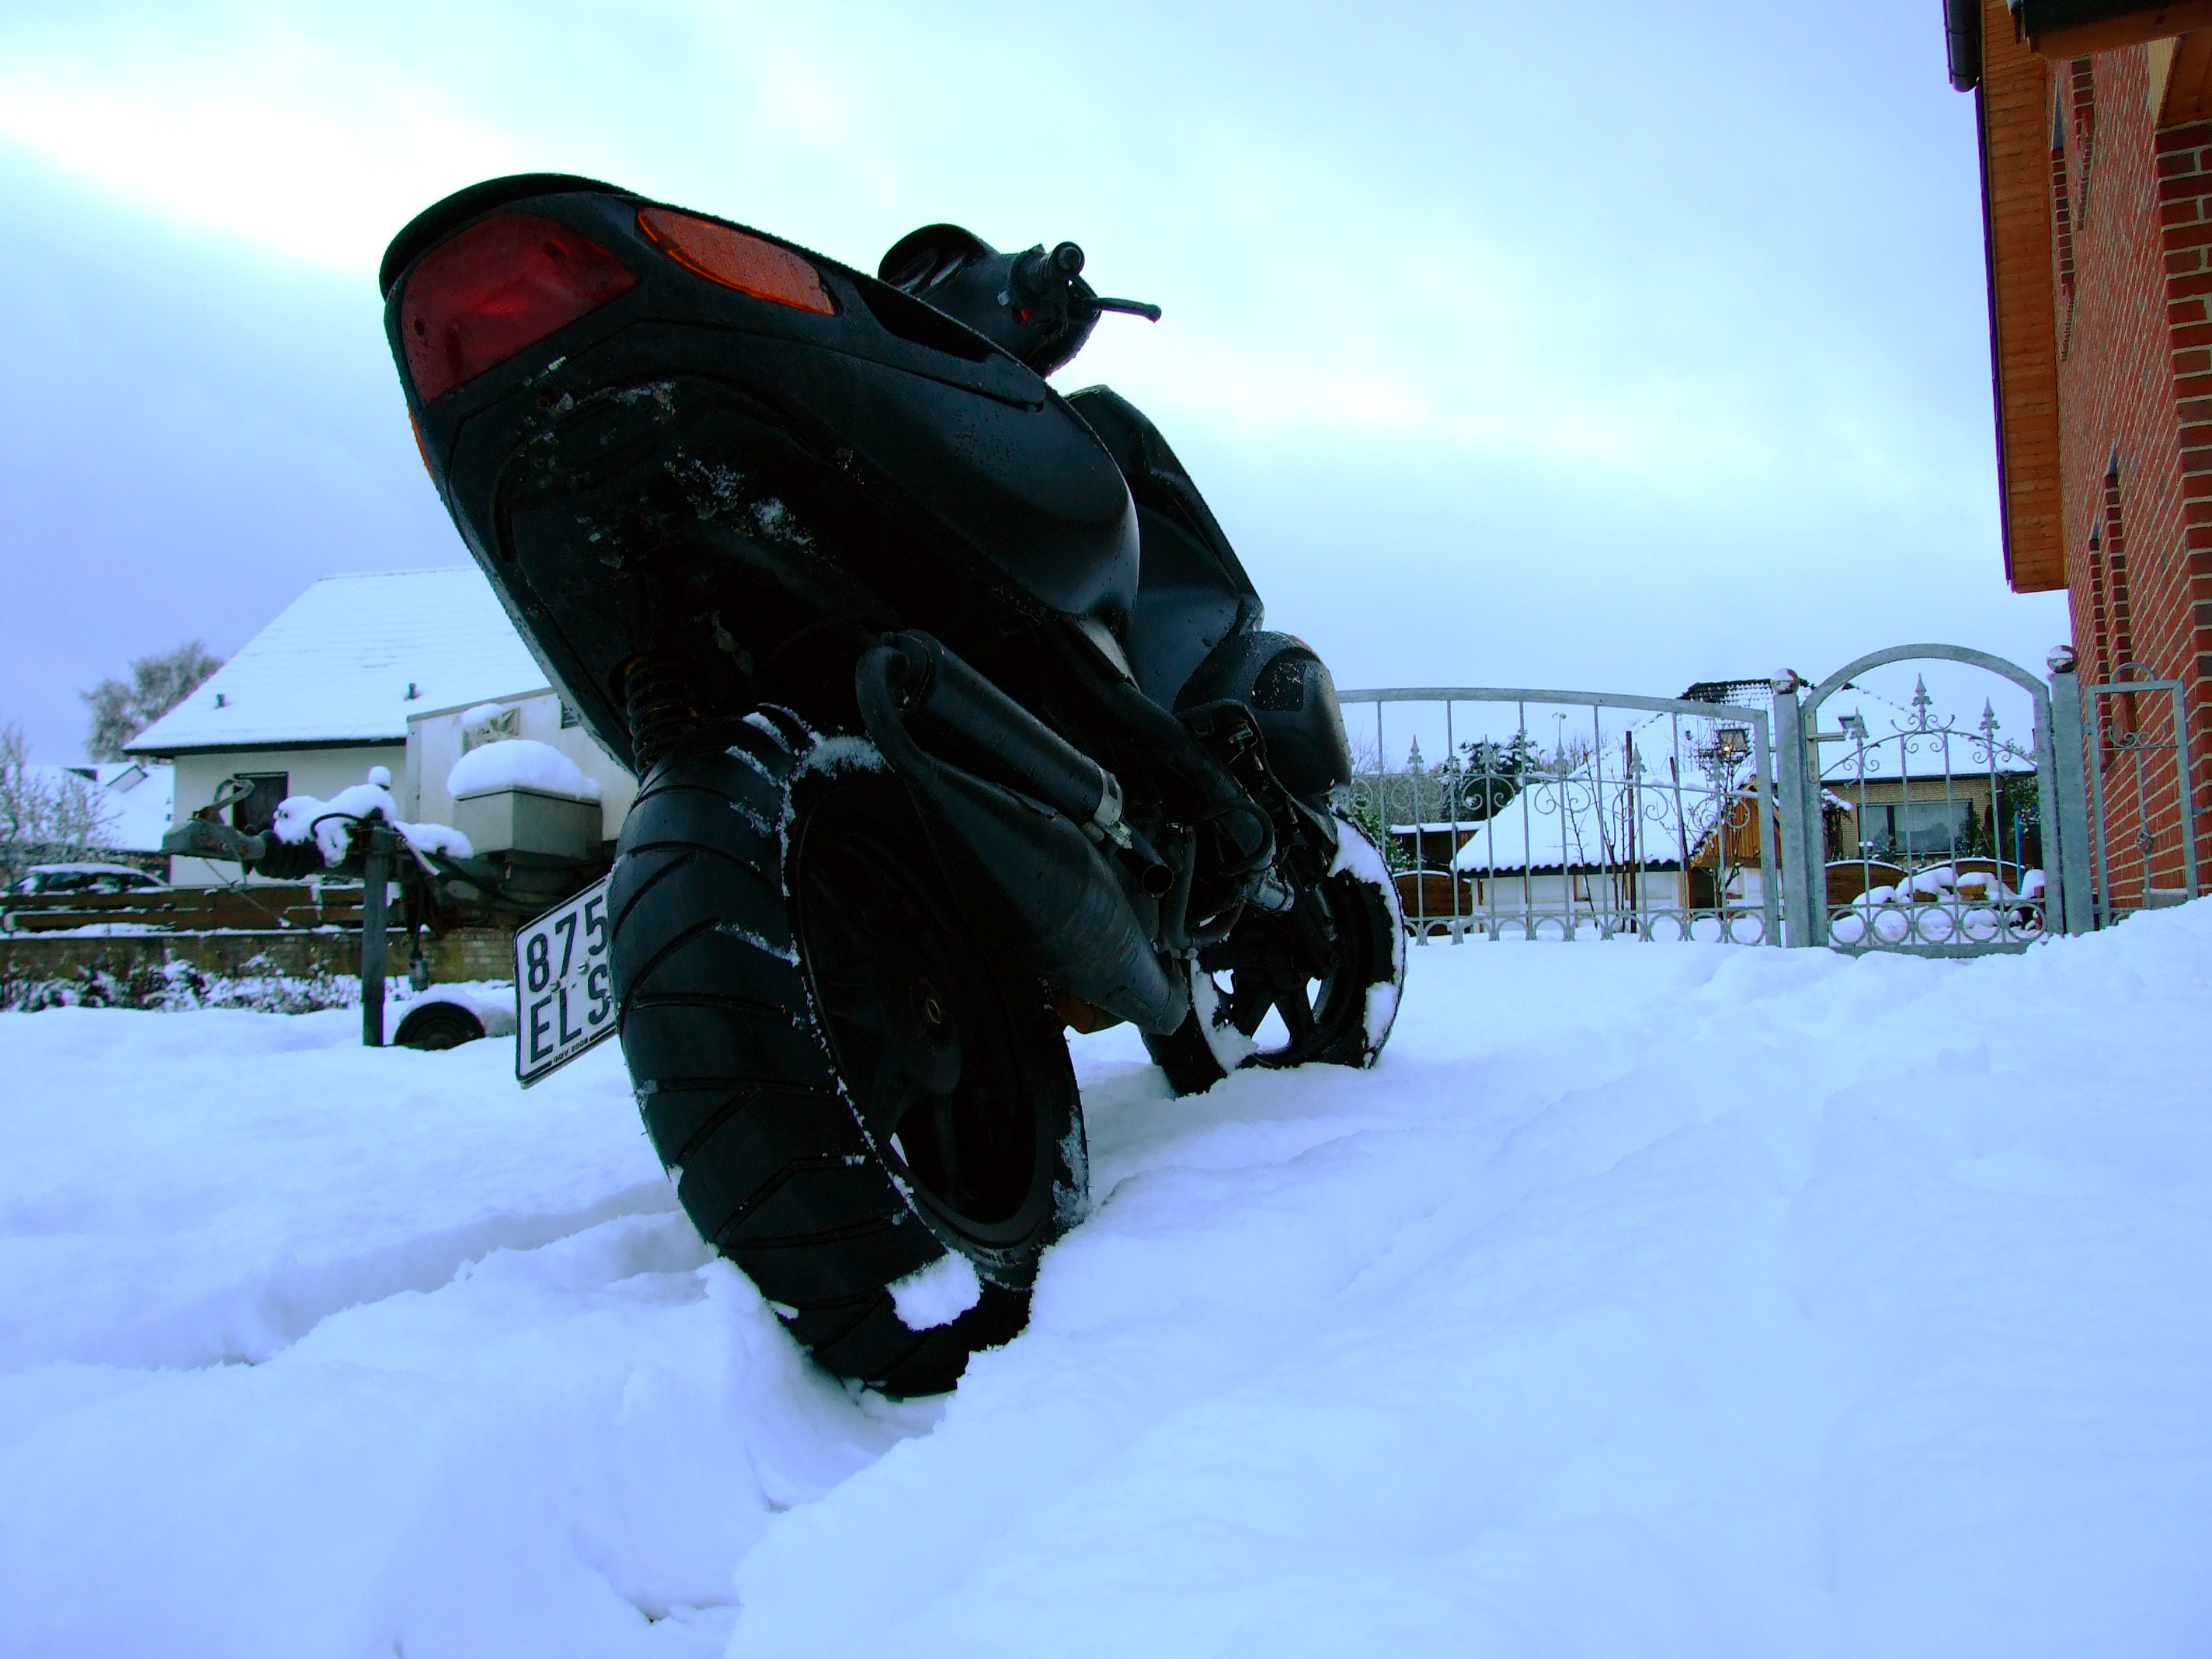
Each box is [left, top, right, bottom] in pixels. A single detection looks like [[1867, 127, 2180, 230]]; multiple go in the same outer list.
[[0, 0, 2072, 760]]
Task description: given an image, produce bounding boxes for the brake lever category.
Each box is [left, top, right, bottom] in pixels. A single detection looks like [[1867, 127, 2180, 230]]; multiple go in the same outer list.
[[1092, 297, 1162, 322]]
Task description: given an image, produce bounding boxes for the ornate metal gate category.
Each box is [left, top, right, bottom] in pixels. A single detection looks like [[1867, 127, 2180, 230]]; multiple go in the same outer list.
[[1777, 644, 2081, 954]]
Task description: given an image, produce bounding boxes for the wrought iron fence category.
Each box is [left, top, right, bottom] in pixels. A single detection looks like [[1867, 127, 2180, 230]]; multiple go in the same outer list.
[[2085, 666, 2201, 923], [1337, 647, 2157, 956], [1336, 687, 1780, 944]]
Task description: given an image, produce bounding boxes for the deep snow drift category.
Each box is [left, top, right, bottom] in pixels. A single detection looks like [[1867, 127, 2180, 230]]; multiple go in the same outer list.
[[3, 908, 2210, 1657]]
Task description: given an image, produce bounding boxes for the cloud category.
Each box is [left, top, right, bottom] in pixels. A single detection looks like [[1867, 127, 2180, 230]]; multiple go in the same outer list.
[[0, 10, 526, 273], [0, 0, 1963, 489], [0, 0, 2068, 756]]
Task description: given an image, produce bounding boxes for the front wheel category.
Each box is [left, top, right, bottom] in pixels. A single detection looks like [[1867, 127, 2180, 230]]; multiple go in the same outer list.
[[1143, 813, 1406, 1096]]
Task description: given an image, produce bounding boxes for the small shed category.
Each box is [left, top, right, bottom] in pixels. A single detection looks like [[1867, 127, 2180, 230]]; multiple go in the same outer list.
[[405, 690, 637, 851]]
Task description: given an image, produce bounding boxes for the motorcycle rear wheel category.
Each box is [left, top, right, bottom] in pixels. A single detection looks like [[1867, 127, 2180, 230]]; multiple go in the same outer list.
[[609, 710, 1084, 1396], [1143, 815, 1406, 1097]]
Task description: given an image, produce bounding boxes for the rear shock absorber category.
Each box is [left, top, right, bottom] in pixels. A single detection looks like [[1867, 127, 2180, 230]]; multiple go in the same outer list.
[[623, 652, 702, 774]]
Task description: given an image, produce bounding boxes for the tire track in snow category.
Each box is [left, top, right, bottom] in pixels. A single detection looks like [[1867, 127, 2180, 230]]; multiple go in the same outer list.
[[2, 1177, 688, 1372]]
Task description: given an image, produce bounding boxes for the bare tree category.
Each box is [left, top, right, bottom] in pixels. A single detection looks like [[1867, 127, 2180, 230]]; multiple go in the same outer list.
[[0, 723, 117, 890], [81, 641, 224, 760]]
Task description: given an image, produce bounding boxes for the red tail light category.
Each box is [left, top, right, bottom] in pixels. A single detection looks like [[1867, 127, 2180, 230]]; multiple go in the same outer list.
[[400, 214, 635, 402]]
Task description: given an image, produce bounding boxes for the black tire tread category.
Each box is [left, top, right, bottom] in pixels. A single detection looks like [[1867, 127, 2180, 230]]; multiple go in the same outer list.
[[611, 713, 1061, 1395]]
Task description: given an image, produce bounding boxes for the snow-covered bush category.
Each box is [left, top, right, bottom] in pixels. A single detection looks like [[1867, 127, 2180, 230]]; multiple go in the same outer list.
[[0, 957, 357, 1014], [271, 767, 471, 866], [0, 722, 117, 892]]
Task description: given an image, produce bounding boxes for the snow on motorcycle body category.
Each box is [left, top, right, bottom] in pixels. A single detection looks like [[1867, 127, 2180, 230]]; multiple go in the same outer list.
[[381, 175, 1404, 1393]]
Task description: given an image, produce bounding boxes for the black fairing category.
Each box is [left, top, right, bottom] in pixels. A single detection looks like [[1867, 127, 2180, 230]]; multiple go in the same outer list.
[[384, 180, 1139, 766], [1177, 630, 1353, 800], [1063, 387, 1261, 708], [378, 176, 1348, 817], [1068, 386, 1348, 802]]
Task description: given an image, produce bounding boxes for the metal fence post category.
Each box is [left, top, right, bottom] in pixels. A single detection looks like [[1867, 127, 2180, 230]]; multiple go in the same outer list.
[[2047, 666, 2094, 934], [2164, 680, 2200, 901], [1771, 680, 1814, 946], [360, 824, 391, 1046], [1751, 712, 1782, 945]]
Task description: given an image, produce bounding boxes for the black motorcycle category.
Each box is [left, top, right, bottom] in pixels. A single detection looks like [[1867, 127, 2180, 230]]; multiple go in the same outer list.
[[380, 175, 1405, 1393]]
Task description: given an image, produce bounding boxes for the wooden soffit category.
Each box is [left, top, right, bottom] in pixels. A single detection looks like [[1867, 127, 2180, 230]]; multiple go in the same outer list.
[[2016, 0, 2212, 57], [2150, 29, 2212, 120], [1978, 0, 2070, 592]]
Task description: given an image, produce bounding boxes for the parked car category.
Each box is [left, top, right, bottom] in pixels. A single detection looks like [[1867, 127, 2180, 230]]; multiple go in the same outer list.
[[14, 863, 170, 896]]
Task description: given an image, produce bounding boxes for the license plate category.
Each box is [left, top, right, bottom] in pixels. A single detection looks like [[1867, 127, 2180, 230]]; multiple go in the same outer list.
[[514, 875, 617, 1086]]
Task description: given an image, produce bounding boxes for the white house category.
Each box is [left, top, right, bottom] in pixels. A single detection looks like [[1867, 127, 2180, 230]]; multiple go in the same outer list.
[[1435, 805, 1696, 919], [128, 569, 635, 884], [26, 762, 176, 854]]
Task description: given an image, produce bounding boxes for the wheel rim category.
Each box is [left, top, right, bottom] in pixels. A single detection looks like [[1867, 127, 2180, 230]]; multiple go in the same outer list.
[[1195, 877, 1368, 1068], [792, 787, 1048, 1241], [396, 1003, 482, 1050]]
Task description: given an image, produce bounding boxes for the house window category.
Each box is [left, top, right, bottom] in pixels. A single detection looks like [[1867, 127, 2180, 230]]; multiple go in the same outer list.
[[2102, 456, 2134, 671], [2088, 523, 2111, 683], [2050, 87, 2078, 350], [2070, 59, 2096, 189], [227, 773, 289, 836], [1855, 801, 1971, 859]]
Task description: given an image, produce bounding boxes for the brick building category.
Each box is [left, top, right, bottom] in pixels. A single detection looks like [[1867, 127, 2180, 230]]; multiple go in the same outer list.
[[1947, 0, 2212, 906]]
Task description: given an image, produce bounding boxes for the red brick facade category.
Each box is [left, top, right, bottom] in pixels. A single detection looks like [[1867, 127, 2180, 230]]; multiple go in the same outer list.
[[1978, 21, 2212, 906]]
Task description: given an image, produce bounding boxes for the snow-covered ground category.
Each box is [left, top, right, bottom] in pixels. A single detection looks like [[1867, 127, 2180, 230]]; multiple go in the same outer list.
[[4, 907, 2210, 1657]]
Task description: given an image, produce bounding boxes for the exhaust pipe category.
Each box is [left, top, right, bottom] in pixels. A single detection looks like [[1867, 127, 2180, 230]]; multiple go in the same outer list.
[[855, 634, 1188, 1035]]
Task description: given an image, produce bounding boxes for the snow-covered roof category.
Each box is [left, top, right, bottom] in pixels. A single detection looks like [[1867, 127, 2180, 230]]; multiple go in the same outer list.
[[25, 763, 176, 852], [92, 763, 176, 851], [127, 570, 548, 756], [1817, 746, 2036, 783], [1391, 805, 1695, 874]]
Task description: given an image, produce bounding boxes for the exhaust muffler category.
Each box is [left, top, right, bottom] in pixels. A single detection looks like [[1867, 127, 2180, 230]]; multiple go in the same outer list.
[[854, 633, 1188, 1035]]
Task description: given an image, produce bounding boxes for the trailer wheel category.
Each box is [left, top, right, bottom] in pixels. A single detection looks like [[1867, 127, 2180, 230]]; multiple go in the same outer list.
[[1143, 813, 1406, 1096], [609, 711, 1085, 1396], [393, 1001, 485, 1050]]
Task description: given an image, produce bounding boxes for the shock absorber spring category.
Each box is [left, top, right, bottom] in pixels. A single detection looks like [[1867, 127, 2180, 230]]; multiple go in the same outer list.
[[624, 652, 701, 774]]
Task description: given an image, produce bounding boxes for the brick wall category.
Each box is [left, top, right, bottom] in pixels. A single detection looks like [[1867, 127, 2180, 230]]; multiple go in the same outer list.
[[2051, 44, 2212, 903]]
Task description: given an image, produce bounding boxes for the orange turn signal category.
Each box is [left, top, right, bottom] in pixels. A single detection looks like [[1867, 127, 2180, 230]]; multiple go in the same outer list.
[[637, 207, 835, 315]]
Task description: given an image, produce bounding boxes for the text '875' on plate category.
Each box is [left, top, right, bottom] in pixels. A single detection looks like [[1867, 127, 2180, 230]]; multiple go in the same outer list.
[[515, 875, 616, 1085]]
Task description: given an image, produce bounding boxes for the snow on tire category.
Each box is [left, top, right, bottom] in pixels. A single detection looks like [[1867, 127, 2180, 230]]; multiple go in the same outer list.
[[1143, 812, 1406, 1097]]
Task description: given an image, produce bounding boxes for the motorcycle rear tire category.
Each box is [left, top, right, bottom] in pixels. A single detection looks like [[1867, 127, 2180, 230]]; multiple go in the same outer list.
[[1143, 815, 1406, 1097], [609, 710, 1084, 1396]]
